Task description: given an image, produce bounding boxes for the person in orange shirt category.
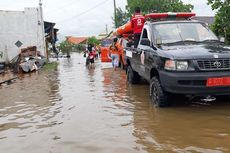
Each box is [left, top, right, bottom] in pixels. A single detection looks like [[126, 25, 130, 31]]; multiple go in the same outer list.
[[109, 38, 120, 69], [131, 7, 145, 48]]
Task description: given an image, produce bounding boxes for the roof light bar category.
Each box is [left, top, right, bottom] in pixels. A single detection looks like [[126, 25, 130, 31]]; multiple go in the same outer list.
[[145, 12, 196, 19]]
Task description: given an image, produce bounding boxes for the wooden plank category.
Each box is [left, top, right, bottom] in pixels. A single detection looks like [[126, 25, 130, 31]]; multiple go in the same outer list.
[[0, 71, 18, 85], [0, 77, 18, 85]]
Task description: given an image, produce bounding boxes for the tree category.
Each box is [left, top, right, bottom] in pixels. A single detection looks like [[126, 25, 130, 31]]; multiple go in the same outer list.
[[112, 0, 193, 28], [208, 0, 230, 44], [58, 41, 86, 54], [58, 41, 73, 52], [126, 0, 193, 16], [112, 7, 129, 28], [58, 40, 73, 57], [73, 44, 86, 52], [87, 36, 100, 45]]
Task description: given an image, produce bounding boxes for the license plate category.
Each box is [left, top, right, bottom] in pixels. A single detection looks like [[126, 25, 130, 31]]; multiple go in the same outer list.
[[206, 77, 230, 87]]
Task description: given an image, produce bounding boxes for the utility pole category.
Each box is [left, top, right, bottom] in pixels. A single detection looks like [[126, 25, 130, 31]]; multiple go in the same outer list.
[[113, 0, 117, 28], [106, 24, 108, 34]]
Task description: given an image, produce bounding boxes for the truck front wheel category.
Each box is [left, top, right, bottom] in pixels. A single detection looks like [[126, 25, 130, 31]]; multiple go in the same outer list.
[[127, 66, 140, 84], [150, 77, 170, 107]]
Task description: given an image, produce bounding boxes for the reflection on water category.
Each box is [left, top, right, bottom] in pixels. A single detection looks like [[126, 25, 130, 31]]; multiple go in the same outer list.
[[0, 70, 61, 133], [0, 53, 230, 153], [129, 81, 230, 153]]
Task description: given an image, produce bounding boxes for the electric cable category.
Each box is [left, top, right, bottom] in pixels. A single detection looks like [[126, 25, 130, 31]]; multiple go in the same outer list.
[[45, 0, 84, 14], [56, 0, 110, 24]]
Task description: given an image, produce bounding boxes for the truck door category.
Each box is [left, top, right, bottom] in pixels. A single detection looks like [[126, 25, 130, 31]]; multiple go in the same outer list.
[[131, 48, 142, 72], [138, 28, 153, 80], [144, 46, 157, 81]]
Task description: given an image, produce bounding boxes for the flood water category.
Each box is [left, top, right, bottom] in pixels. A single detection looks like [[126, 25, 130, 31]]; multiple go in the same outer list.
[[1, 53, 230, 153]]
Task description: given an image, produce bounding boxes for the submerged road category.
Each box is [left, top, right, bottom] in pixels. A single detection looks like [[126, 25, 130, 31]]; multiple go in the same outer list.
[[0, 53, 230, 153]]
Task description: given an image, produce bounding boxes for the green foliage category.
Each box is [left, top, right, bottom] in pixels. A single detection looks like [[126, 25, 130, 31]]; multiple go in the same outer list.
[[0, 51, 3, 59], [208, 0, 230, 44], [73, 44, 86, 52], [112, 0, 193, 28], [126, 0, 193, 16], [88, 36, 100, 45], [43, 61, 58, 71], [113, 8, 129, 28], [58, 41, 73, 53], [57, 40, 86, 53]]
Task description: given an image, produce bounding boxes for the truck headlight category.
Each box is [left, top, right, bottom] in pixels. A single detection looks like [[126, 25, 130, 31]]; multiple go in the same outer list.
[[164, 60, 189, 71], [165, 60, 176, 70], [176, 61, 188, 70]]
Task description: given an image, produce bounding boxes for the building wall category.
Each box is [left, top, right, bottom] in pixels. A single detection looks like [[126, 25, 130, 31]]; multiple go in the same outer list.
[[0, 7, 46, 63]]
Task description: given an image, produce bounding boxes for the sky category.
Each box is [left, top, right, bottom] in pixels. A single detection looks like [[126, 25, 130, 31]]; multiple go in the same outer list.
[[0, 0, 216, 37]]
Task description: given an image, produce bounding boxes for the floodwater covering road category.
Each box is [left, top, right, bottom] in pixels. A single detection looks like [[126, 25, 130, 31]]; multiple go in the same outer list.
[[1, 53, 230, 153]]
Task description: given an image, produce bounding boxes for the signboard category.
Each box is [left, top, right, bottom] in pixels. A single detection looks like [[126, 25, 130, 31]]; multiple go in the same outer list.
[[15, 40, 23, 48]]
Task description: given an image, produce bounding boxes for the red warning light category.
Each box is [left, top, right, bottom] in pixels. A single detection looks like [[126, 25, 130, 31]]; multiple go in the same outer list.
[[145, 12, 195, 19]]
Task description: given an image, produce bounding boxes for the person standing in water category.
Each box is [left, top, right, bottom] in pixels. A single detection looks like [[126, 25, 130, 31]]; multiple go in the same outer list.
[[109, 38, 120, 70]]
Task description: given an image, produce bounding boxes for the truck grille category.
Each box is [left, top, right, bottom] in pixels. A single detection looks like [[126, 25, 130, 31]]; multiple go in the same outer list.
[[197, 59, 230, 71]]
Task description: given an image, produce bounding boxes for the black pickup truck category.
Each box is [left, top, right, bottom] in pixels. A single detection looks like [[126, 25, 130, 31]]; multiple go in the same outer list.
[[125, 18, 230, 107]]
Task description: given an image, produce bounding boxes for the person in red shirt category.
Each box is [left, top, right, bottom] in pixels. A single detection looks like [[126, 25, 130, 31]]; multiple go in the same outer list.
[[131, 7, 145, 48], [85, 44, 96, 68]]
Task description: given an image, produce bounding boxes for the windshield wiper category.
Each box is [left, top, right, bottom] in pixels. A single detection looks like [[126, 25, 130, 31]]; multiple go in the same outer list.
[[163, 40, 198, 45], [200, 39, 221, 43]]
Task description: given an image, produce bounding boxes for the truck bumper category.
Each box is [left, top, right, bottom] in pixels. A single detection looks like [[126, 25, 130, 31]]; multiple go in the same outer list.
[[159, 70, 230, 95]]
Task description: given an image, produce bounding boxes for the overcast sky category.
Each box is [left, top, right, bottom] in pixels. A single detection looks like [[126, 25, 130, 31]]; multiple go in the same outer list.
[[0, 0, 215, 37]]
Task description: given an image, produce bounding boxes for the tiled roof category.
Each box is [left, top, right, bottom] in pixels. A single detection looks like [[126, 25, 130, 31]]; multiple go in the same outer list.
[[66, 36, 88, 44]]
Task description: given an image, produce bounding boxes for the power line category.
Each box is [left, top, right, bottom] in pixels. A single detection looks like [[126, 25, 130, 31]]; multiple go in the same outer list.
[[56, 0, 110, 24], [45, 0, 84, 14]]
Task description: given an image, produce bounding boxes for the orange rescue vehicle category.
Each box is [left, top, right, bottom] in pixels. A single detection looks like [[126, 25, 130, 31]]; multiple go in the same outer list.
[[100, 22, 133, 66], [100, 39, 112, 62]]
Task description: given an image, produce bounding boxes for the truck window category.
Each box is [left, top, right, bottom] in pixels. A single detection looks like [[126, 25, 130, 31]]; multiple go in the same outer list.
[[152, 22, 218, 44], [142, 29, 148, 38]]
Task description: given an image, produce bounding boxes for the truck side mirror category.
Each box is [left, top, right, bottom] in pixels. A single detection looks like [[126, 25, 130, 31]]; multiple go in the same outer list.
[[156, 38, 162, 45], [140, 38, 151, 46]]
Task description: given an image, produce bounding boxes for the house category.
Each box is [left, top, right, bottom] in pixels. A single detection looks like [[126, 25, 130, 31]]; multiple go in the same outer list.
[[66, 36, 88, 45], [0, 7, 47, 63], [97, 33, 108, 40], [97, 31, 113, 41], [44, 21, 59, 54]]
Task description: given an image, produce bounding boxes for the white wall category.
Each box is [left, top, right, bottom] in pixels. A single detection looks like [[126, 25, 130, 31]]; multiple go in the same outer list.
[[0, 7, 46, 63]]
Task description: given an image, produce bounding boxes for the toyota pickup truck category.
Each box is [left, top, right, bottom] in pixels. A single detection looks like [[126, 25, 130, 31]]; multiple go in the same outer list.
[[125, 13, 230, 107]]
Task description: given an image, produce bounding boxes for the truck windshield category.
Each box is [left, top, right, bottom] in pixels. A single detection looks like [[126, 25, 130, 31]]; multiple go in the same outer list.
[[152, 22, 218, 44], [101, 39, 112, 47]]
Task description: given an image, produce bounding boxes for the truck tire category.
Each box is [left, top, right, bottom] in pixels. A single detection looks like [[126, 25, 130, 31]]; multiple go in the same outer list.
[[127, 66, 140, 84], [150, 77, 170, 107]]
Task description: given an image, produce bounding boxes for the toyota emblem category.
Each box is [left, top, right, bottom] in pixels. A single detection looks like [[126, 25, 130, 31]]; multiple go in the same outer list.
[[213, 61, 221, 67]]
